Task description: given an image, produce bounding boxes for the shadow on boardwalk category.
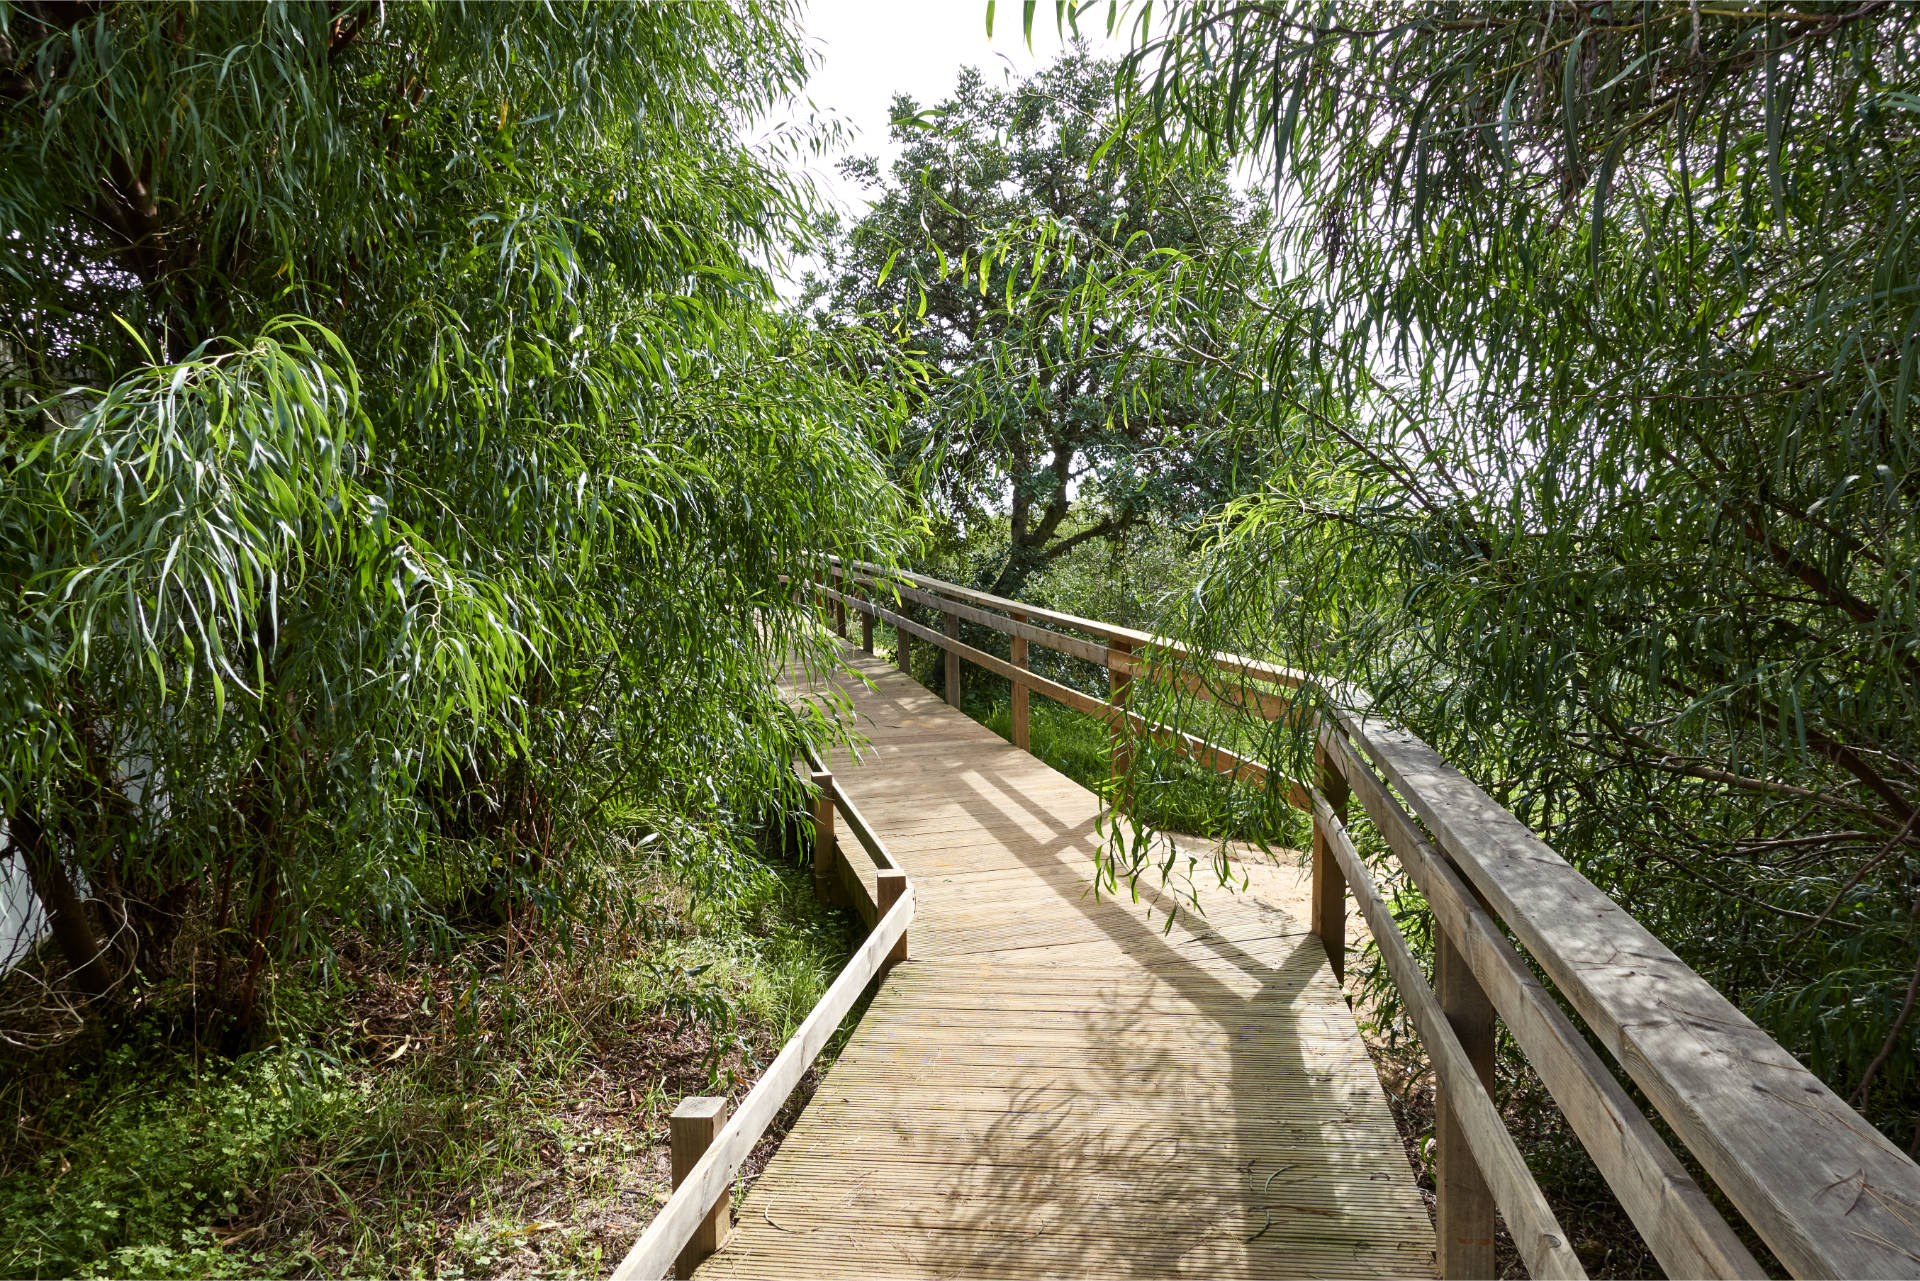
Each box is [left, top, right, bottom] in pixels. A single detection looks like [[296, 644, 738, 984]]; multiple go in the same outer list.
[[702, 647, 1434, 1279]]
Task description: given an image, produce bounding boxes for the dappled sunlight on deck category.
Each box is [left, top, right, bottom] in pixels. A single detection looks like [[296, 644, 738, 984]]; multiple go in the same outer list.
[[703, 647, 1435, 1278]]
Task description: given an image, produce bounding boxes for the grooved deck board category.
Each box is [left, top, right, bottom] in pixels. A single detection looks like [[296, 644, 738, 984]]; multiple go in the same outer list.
[[701, 648, 1435, 1279]]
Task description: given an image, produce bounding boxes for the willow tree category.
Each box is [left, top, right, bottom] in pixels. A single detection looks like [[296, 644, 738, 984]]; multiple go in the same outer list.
[[971, 3, 1920, 1135], [0, 1, 907, 1032]]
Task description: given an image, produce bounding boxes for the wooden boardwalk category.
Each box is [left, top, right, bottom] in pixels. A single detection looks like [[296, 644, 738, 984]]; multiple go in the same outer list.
[[703, 648, 1435, 1279]]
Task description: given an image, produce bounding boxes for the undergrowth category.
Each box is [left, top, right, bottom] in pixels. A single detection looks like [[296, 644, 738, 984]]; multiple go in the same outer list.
[[0, 833, 856, 1280], [1363, 1009, 1670, 1279]]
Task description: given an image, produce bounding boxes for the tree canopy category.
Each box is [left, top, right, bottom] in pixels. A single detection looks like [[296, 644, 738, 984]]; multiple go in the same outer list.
[[805, 50, 1268, 596], [0, 0, 908, 1031]]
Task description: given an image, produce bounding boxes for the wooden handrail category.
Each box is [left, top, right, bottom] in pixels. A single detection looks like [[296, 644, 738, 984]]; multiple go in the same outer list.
[[1313, 789, 1586, 1280], [841, 565, 1312, 724], [799, 737, 903, 925], [842, 556, 1316, 691], [804, 555, 1920, 1281], [610, 740, 914, 1281], [818, 579, 1293, 798], [1320, 724, 1763, 1278]]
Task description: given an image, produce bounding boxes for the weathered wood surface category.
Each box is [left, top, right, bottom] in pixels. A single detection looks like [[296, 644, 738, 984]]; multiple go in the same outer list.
[[1312, 794, 1583, 1280], [1336, 711, 1920, 1280], [699, 648, 1435, 1279], [1322, 727, 1764, 1279], [670, 1098, 731, 1280]]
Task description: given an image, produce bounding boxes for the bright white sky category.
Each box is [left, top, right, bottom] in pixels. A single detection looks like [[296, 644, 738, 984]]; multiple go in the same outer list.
[[760, 0, 1133, 221]]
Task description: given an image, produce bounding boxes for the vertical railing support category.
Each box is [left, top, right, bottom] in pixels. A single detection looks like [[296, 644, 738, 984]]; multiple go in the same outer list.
[[670, 1096, 730, 1279], [860, 590, 874, 654], [944, 610, 961, 708], [895, 603, 911, 675], [878, 869, 908, 974], [1010, 609, 1029, 752], [809, 768, 836, 903], [1310, 735, 1350, 984], [1107, 640, 1135, 806], [832, 565, 847, 639], [1435, 925, 1498, 1280]]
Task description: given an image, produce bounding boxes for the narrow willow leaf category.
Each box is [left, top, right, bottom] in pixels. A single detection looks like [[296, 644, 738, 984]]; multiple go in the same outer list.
[[1590, 133, 1625, 273]]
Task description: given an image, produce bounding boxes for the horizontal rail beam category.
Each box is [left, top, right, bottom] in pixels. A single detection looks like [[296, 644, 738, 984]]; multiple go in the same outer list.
[[874, 590, 1113, 720], [1321, 725, 1763, 1279], [1313, 793, 1586, 1281], [848, 569, 1303, 725], [823, 582, 1300, 800], [1334, 710, 1920, 1280], [794, 737, 900, 873], [855, 571, 1112, 667], [829, 781, 898, 872], [835, 556, 1312, 691]]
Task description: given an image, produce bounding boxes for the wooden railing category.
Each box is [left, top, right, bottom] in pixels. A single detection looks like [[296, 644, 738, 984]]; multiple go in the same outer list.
[[609, 741, 912, 1281], [812, 555, 1920, 1281]]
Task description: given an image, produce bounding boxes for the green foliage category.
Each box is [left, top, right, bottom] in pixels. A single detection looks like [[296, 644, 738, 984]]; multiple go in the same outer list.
[[1076, 1, 1920, 1136], [639, 839, 855, 1057], [0, 837, 855, 1279], [804, 50, 1268, 595], [1020, 518, 1204, 634], [0, 0, 909, 1029], [2, 1042, 357, 1278]]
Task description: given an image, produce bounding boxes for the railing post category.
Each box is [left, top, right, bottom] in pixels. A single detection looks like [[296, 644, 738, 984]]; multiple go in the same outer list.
[[1435, 926, 1498, 1280], [1310, 735, 1349, 984], [832, 566, 847, 639], [670, 1096, 730, 1279], [1107, 640, 1135, 803], [1009, 608, 1029, 752], [895, 603, 911, 675], [943, 609, 961, 708], [860, 590, 874, 654], [809, 768, 837, 904], [877, 869, 908, 974]]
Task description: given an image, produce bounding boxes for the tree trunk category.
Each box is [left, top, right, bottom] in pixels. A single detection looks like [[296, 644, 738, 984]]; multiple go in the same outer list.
[[10, 807, 110, 999]]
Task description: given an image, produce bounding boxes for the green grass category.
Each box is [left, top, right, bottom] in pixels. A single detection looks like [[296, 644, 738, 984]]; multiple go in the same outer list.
[[971, 693, 1308, 848], [0, 839, 857, 1280], [880, 617, 1306, 849]]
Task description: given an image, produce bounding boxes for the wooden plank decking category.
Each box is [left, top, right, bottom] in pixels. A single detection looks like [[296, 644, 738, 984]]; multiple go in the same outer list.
[[702, 647, 1435, 1278]]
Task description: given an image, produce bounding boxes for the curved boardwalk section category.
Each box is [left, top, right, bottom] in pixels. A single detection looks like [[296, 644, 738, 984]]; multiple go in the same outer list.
[[703, 648, 1435, 1278]]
